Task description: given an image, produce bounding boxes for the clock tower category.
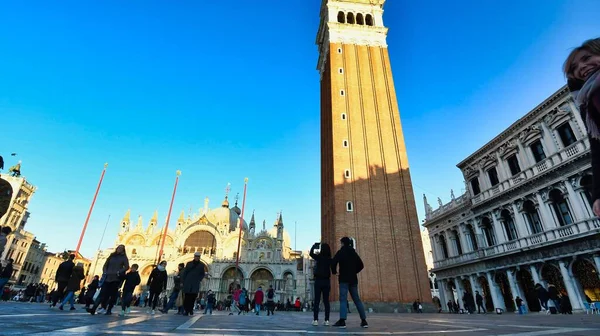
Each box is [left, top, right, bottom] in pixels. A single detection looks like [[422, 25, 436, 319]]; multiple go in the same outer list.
[[316, 0, 431, 307]]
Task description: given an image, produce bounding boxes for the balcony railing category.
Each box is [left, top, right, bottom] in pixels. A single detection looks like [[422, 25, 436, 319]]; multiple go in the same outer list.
[[471, 138, 589, 206], [433, 218, 600, 269]]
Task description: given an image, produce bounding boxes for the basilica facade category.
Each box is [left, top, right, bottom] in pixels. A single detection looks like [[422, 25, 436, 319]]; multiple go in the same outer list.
[[424, 85, 600, 313], [89, 196, 309, 302]]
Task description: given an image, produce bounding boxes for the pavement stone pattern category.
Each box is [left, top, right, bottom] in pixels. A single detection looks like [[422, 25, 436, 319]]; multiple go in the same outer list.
[[1, 302, 600, 335]]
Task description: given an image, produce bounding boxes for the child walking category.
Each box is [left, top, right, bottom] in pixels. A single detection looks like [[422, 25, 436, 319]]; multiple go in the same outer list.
[[119, 264, 140, 317]]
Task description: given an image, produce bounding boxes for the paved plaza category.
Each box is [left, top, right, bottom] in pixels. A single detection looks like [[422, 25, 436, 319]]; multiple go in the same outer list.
[[1, 303, 600, 335]]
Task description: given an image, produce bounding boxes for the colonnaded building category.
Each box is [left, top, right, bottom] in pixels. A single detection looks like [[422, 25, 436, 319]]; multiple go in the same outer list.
[[424, 85, 600, 313], [89, 195, 311, 302]]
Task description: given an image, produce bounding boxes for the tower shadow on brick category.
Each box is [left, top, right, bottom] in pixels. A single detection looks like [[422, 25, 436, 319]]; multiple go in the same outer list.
[[322, 164, 433, 313]]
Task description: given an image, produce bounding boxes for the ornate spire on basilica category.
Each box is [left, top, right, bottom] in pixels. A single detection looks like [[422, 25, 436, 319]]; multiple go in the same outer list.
[[135, 215, 143, 231], [177, 210, 185, 224], [276, 212, 284, 241], [232, 193, 241, 215], [146, 210, 157, 234], [120, 209, 131, 234], [202, 197, 209, 215], [222, 183, 231, 208], [249, 210, 256, 234], [221, 196, 230, 208]]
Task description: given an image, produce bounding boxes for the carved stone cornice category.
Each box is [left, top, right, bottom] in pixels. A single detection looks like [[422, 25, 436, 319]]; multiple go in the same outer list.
[[457, 87, 570, 170]]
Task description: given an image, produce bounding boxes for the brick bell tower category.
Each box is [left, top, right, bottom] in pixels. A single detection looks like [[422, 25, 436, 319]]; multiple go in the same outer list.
[[316, 0, 431, 308]]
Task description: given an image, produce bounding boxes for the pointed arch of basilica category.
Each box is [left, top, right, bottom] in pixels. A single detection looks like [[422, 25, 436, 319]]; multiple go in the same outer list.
[[183, 230, 217, 256]]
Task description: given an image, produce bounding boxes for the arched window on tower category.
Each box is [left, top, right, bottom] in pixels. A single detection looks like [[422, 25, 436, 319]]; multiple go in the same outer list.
[[550, 189, 573, 226], [356, 13, 364, 25], [501, 209, 518, 241], [347, 12, 355, 24], [366, 14, 374, 26], [337, 11, 345, 23], [523, 200, 543, 234]]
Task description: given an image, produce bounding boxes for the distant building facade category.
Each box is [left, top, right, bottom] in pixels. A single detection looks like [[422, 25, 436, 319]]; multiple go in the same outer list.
[[424, 86, 600, 312], [89, 195, 310, 303], [20, 239, 47, 285]]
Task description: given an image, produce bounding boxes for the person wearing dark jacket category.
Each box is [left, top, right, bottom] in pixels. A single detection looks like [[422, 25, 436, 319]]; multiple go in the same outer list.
[[147, 260, 168, 314], [84, 276, 99, 309], [88, 244, 129, 315], [181, 252, 206, 316], [475, 291, 486, 314], [331, 237, 368, 329], [160, 262, 185, 314], [119, 264, 140, 316], [59, 263, 85, 311], [310, 242, 332, 326], [0, 258, 13, 290], [51, 254, 75, 307], [535, 283, 549, 311], [548, 284, 561, 313], [564, 38, 600, 216]]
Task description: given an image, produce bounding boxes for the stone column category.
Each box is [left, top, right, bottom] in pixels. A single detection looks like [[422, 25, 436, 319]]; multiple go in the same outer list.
[[432, 235, 441, 261], [458, 225, 469, 253], [529, 264, 542, 286], [486, 271, 504, 311], [491, 212, 506, 244], [517, 141, 533, 168], [535, 192, 557, 229], [558, 260, 583, 310], [593, 255, 600, 281], [438, 279, 448, 312], [455, 277, 465, 310], [495, 152, 509, 181], [564, 179, 587, 222], [511, 203, 529, 239], [447, 229, 457, 257], [469, 274, 479, 298], [540, 121, 559, 156], [507, 269, 525, 311]]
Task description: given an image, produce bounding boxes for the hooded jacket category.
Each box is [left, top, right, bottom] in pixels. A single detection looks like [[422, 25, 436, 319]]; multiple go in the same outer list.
[[331, 245, 364, 285]]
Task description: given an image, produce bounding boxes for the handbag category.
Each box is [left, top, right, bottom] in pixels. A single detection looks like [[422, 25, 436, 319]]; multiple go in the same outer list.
[[175, 290, 184, 307], [93, 288, 101, 302]]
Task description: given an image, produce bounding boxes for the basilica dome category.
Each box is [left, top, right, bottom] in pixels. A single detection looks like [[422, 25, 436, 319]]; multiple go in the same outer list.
[[205, 197, 248, 232]]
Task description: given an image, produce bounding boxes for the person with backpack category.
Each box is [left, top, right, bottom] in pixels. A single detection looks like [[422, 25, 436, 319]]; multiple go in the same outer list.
[[331, 237, 368, 329], [310, 242, 332, 326], [266, 285, 276, 316]]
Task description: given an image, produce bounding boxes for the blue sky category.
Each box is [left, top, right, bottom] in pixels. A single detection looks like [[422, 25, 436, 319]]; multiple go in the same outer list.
[[0, 0, 599, 259]]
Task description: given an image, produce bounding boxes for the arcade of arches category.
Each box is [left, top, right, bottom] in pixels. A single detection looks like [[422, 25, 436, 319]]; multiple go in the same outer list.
[[438, 256, 600, 312]]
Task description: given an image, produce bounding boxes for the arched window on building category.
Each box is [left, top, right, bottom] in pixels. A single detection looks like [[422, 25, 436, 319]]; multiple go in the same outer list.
[[501, 210, 518, 241], [549, 189, 573, 226], [523, 200, 543, 234], [466, 224, 478, 250], [365, 14, 374, 26], [356, 13, 364, 25], [452, 230, 463, 255], [438, 235, 448, 259], [337, 11, 345, 23], [481, 217, 496, 246], [347, 12, 355, 24]]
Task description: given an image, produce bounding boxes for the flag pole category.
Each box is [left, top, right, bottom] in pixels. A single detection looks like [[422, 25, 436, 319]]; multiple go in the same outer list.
[[235, 178, 249, 277], [75, 163, 108, 255], [88, 214, 111, 282], [156, 170, 181, 264]]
